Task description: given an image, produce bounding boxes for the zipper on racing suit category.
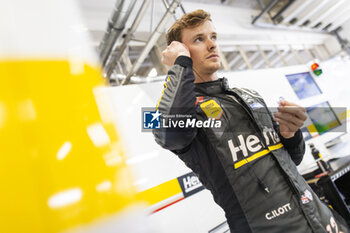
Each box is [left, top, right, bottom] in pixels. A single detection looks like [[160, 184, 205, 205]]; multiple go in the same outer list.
[[221, 92, 271, 194]]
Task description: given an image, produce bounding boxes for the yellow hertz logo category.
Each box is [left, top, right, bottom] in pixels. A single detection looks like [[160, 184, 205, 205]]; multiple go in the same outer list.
[[234, 143, 283, 169], [228, 129, 283, 169], [200, 100, 223, 119]]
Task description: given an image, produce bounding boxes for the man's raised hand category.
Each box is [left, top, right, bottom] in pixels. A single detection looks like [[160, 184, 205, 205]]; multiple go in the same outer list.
[[161, 41, 190, 66], [273, 100, 307, 139]]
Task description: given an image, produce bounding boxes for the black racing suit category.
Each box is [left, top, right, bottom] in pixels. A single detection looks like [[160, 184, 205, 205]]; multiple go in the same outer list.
[[153, 56, 349, 233]]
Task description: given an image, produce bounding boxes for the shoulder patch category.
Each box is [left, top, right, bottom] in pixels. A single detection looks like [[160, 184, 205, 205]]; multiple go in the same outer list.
[[250, 102, 264, 109], [200, 99, 223, 120]]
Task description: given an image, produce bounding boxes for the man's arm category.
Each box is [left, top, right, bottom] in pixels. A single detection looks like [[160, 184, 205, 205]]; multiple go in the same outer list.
[[152, 42, 197, 151], [278, 127, 305, 165]]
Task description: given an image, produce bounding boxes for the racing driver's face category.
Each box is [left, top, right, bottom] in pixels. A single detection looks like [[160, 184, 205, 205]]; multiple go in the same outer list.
[[181, 20, 221, 78]]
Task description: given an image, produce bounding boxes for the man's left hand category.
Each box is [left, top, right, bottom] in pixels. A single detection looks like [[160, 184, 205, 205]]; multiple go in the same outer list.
[[273, 100, 307, 139]]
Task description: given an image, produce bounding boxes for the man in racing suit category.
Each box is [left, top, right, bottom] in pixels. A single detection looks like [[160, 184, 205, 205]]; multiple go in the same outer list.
[[153, 9, 349, 233]]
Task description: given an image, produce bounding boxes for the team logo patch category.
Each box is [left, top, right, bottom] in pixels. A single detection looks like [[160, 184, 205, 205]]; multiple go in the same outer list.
[[301, 189, 313, 204], [200, 100, 223, 120]]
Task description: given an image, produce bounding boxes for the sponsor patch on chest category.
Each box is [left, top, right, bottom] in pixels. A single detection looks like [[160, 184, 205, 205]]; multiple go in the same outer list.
[[227, 127, 282, 169], [200, 99, 223, 120]]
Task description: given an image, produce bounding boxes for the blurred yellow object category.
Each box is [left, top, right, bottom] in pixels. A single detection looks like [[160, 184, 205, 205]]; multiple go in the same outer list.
[[0, 0, 150, 231], [0, 61, 140, 232]]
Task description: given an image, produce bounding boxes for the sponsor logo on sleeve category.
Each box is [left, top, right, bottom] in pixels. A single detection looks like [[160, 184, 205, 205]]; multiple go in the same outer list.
[[301, 189, 313, 204]]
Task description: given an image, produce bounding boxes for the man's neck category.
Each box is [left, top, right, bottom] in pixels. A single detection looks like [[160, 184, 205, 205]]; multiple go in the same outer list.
[[194, 72, 218, 83]]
